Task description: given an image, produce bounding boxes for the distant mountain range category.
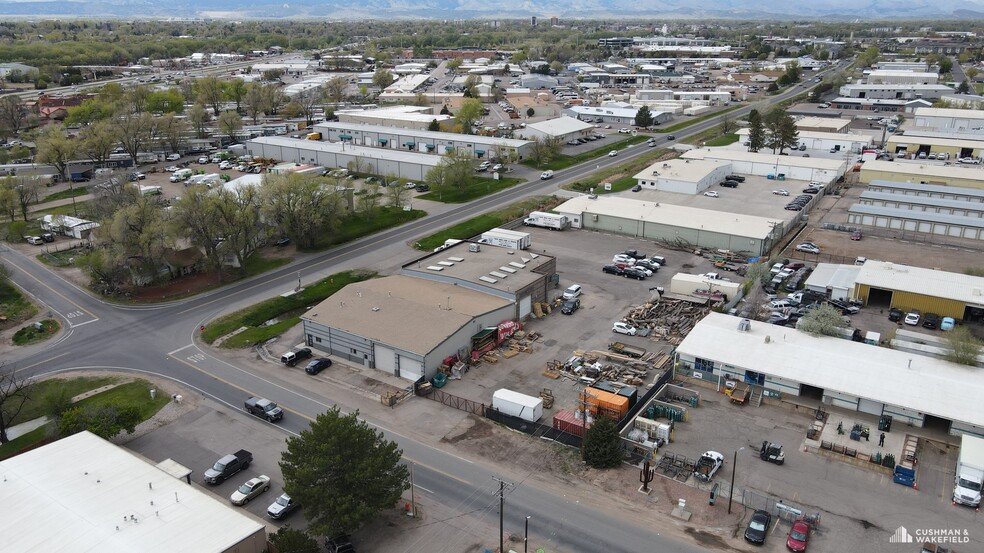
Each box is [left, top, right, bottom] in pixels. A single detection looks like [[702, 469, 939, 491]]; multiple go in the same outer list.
[[3, 0, 984, 19]]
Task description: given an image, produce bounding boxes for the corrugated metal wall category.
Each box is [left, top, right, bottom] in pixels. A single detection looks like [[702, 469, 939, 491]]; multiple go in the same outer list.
[[857, 284, 967, 319], [583, 213, 766, 256]]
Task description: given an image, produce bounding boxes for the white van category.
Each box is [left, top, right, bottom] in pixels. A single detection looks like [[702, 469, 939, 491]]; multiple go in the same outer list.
[[170, 168, 192, 182], [540, 170, 554, 180], [562, 284, 582, 300]]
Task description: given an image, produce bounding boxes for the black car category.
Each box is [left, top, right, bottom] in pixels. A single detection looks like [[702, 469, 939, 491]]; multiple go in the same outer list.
[[602, 264, 623, 275], [785, 205, 803, 211], [415, 184, 430, 192], [304, 357, 333, 375], [326, 534, 355, 553], [274, 237, 291, 247], [888, 307, 904, 322], [922, 313, 941, 329], [666, 135, 676, 140], [631, 184, 642, 192], [720, 180, 739, 188], [623, 267, 647, 280], [803, 187, 820, 194], [621, 249, 647, 259], [561, 298, 580, 315], [727, 174, 746, 182], [744, 509, 772, 544]]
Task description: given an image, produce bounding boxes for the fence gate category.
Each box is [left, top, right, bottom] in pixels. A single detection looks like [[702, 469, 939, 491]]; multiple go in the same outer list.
[[418, 387, 486, 417]]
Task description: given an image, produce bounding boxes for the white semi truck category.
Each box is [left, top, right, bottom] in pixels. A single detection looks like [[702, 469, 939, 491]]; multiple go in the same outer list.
[[523, 211, 569, 230], [953, 433, 984, 508]]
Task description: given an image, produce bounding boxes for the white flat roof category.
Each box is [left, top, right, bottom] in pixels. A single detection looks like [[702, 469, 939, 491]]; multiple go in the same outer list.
[[248, 136, 443, 167], [682, 148, 848, 171], [555, 195, 776, 239], [795, 117, 852, 131], [677, 312, 984, 428], [313, 121, 532, 148], [857, 260, 984, 306], [737, 128, 870, 144], [633, 158, 730, 183], [861, 159, 984, 181], [524, 116, 595, 136], [0, 432, 264, 553], [568, 105, 640, 118], [887, 134, 984, 149], [914, 107, 984, 121]]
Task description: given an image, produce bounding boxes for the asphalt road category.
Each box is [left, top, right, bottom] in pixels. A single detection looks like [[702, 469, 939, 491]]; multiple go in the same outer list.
[[0, 67, 840, 552]]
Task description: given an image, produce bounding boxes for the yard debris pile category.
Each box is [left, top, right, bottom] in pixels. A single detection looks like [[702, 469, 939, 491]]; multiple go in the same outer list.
[[621, 297, 713, 341], [543, 346, 670, 390]]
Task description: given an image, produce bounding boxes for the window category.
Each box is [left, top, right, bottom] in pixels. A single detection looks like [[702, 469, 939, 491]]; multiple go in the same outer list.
[[351, 348, 358, 355], [694, 357, 715, 373]]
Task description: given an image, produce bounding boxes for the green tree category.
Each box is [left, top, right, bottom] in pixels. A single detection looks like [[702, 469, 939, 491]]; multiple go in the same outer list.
[[155, 114, 190, 155], [937, 57, 953, 75], [111, 112, 154, 167], [454, 98, 483, 134], [145, 88, 185, 114], [324, 75, 348, 104], [526, 107, 535, 117], [216, 110, 243, 141], [634, 106, 653, 127], [798, 304, 849, 337], [528, 136, 561, 166], [582, 417, 622, 468], [957, 81, 971, 94], [196, 76, 225, 116], [943, 326, 982, 366], [35, 125, 77, 180], [224, 78, 247, 114], [243, 82, 265, 124], [58, 404, 142, 439], [168, 186, 228, 281], [260, 173, 344, 249], [188, 103, 210, 139], [763, 107, 798, 154], [269, 527, 319, 553], [425, 150, 473, 190], [79, 120, 119, 166], [262, 68, 285, 82], [372, 68, 395, 89], [65, 97, 116, 126], [280, 407, 409, 537], [427, 119, 441, 131]]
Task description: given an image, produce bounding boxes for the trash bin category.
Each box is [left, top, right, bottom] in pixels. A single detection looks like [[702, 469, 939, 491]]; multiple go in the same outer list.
[[709, 483, 719, 506]]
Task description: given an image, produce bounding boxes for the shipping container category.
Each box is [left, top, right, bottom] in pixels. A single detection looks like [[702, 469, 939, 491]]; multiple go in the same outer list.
[[492, 389, 543, 422], [552, 409, 593, 437], [580, 389, 629, 421]]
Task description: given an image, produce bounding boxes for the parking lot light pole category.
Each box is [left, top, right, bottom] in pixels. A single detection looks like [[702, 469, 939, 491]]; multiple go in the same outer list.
[[728, 447, 744, 514], [525, 515, 531, 553]]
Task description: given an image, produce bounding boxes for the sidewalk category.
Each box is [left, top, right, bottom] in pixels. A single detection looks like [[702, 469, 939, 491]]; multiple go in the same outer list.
[[28, 193, 96, 214]]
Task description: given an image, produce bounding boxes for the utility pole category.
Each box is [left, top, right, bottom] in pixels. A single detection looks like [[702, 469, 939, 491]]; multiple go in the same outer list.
[[491, 476, 513, 553], [409, 461, 416, 518]]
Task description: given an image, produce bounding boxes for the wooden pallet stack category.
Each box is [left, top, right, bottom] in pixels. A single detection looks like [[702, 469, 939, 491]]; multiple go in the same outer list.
[[622, 298, 711, 341]]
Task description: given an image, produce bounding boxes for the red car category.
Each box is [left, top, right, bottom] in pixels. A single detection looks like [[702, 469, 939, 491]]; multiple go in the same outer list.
[[850, 230, 862, 241], [786, 519, 811, 551]]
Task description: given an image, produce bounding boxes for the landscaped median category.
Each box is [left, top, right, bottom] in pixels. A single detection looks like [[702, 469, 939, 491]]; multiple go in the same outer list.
[[413, 195, 562, 252], [417, 176, 523, 203], [563, 149, 678, 196], [523, 135, 651, 172], [201, 269, 377, 348]]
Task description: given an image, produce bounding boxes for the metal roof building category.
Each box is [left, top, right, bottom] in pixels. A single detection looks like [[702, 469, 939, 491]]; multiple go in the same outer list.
[[302, 244, 557, 382], [681, 148, 847, 183], [516, 116, 595, 142], [795, 117, 853, 133], [675, 312, 984, 438], [246, 136, 442, 181], [554, 195, 781, 256], [632, 158, 731, 194], [0, 431, 266, 553], [312, 121, 533, 159], [736, 128, 870, 152], [335, 105, 452, 130], [847, 204, 984, 241], [913, 107, 984, 130], [857, 190, 984, 217], [867, 180, 984, 202], [859, 159, 984, 189]]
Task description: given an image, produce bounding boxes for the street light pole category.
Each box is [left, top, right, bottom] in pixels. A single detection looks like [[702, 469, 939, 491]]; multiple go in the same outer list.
[[525, 515, 531, 553]]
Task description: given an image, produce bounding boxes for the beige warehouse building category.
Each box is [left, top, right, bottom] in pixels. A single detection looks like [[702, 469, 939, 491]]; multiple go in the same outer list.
[[859, 159, 984, 188]]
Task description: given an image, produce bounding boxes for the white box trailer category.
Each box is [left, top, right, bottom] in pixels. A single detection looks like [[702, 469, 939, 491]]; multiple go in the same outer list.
[[479, 228, 532, 250], [492, 389, 543, 422], [523, 211, 569, 230], [669, 273, 741, 298], [954, 434, 984, 507]]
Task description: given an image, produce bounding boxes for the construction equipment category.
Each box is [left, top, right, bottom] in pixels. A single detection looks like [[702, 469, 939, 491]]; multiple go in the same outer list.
[[760, 441, 785, 465], [539, 388, 555, 409]]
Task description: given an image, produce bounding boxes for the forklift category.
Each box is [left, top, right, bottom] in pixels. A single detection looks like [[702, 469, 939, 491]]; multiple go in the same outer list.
[[760, 441, 785, 465]]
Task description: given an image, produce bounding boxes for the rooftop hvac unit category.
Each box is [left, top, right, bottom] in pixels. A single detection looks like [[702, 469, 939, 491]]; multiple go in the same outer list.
[[468, 243, 481, 253], [737, 318, 751, 332]]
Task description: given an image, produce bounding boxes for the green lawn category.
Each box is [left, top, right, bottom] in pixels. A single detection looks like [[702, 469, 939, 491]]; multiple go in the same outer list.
[[12, 319, 60, 346], [201, 269, 377, 346], [0, 280, 39, 332], [309, 206, 426, 250], [38, 246, 86, 267], [243, 253, 292, 276], [74, 380, 171, 420], [653, 105, 743, 133], [706, 133, 740, 147], [564, 149, 674, 195], [15, 376, 120, 423], [523, 135, 651, 171], [417, 176, 522, 203], [41, 186, 89, 203], [414, 195, 560, 251], [0, 426, 53, 461]]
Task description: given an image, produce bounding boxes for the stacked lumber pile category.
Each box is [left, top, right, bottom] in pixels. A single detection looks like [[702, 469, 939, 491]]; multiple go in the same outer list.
[[621, 298, 711, 341]]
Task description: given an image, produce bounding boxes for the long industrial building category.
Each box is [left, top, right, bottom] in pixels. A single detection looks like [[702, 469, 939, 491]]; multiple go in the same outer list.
[[554, 195, 781, 256], [681, 149, 847, 183], [312, 121, 533, 160], [859, 159, 984, 189], [246, 136, 442, 181], [676, 312, 984, 438]]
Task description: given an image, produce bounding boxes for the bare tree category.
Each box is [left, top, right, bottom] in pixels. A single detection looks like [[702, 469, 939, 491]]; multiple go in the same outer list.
[[188, 103, 210, 140], [386, 181, 410, 208], [294, 89, 323, 126], [224, 78, 247, 114], [79, 120, 118, 166], [111, 112, 154, 167], [0, 95, 25, 139], [216, 111, 243, 142], [324, 75, 348, 105], [0, 369, 32, 443], [156, 114, 190, 154], [14, 178, 40, 222], [196, 76, 225, 116], [243, 82, 265, 124], [357, 181, 381, 218]]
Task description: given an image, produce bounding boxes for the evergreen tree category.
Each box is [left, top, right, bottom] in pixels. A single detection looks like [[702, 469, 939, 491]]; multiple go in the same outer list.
[[634, 106, 653, 128], [582, 417, 623, 469], [747, 109, 765, 153], [427, 119, 441, 131], [763, 107, 799, 154]]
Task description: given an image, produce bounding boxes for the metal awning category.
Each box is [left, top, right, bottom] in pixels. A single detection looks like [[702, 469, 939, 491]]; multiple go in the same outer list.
[[338, 134, 353, 140], [445, 146, 455, 152], [378, 138, 389, 144], [475, 149, 486, 155], [404, 141, 416, 147], [424, 144, 435, 149]]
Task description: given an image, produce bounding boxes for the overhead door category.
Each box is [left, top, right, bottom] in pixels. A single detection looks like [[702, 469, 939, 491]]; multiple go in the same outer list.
[[398, 355, 423, 382], [373, 343, 396, 373], [519, 296, 532, 319], [858, 397, 884, 416]]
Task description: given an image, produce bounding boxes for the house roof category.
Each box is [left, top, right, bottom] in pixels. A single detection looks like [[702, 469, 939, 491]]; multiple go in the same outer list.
[[676, 312, 984, 428], [0, 431, 264, 553], [302, 275, 512, 355]]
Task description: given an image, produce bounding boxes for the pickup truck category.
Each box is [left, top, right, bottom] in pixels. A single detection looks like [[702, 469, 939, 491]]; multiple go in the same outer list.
[[245, 396, 283, 422], [204, 449, 253, 485], [608, 342, 647, 359], [693, 451, 724, 482]]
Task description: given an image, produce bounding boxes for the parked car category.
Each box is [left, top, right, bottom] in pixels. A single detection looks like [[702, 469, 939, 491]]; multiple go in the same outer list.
[[561, 298, 580, 315], [305, 357, 333, 375], [621, 249, 647, 259], [803, 187, 820, 194], [631, 184, 642, 192], [941, 317, 956, 331], [281, 347, 313, 366], [230, 475, 271, 506], [850, 230, 862, 241], [772, 189, 789, 196], [218, 160, 233, 170], [795, 243, 821, 254], [922, 313, 941, 329], [720, 180, 739, 188], [274, 237, 291, 247], [904, 310, 921, 326], [164, 165, 180, 172], [267, 493, 300, 520], [888, 308, 904, 322], [786, 519, 811, 552], [623, 267, 648, 280], [703, 191, 719, 198], [166, 153, 181, 161], [491, 164, 503, 172], [744, 509, 772, 544], [40, 233, 55, 243], [612, 322, 637, 335], [602, 264, 623, 275], [25, 236, 44, 245], [612, 254, 636, 265], [415, 184, 430, 192]]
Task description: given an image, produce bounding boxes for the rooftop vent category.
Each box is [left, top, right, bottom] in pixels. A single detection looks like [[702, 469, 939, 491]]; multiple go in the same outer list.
[[447, 256, 465, 262], [738, 318, 751, 332], [490, 271, 508, 278], [479, 275, 498, 284], [426, 266, 445, 271], [498, 266, 517, 273], [468, 243, 481, 253]]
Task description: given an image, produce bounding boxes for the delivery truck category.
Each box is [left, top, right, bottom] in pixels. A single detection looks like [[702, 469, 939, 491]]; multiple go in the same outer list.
[[523, 211, 570, 230], [953, 434, 984, 508], [479, 228, 532, 250], [492, 389, 544, 422]]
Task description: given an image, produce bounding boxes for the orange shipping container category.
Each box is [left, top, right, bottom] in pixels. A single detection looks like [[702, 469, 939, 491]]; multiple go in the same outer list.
[[580, 389, 629, 421]]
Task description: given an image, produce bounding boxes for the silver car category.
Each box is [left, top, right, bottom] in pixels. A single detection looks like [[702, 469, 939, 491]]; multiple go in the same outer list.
[[230, 475, 271, 506]]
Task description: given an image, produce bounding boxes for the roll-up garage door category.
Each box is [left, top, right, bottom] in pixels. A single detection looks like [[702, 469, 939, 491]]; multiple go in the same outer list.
[[519, 295, 532, 318], [373, 344, 396, 373], [858, 397, 884, 416], [398, 355, 423, 382]]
